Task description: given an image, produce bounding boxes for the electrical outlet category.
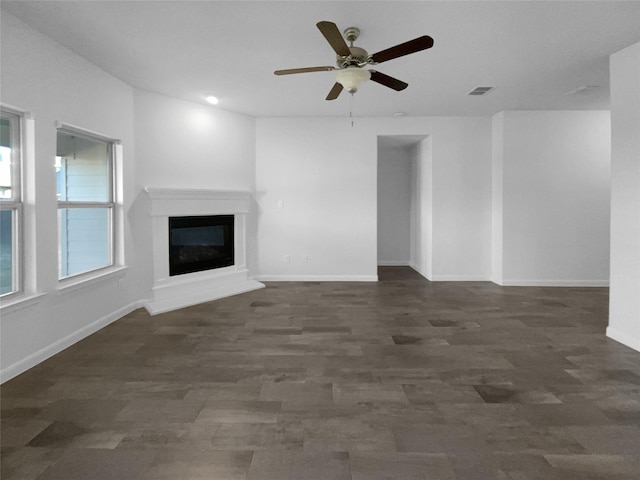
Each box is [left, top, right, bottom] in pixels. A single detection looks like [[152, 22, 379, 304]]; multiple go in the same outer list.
[[284, 254, 290, 263], [303, 256, 309, 263]]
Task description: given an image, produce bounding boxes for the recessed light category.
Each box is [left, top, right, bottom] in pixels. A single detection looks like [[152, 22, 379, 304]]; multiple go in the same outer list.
[[205, 95, 219, 105], [393, 111, 406, 117]]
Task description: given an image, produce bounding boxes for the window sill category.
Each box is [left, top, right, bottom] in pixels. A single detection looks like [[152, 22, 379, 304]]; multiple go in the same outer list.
[[57, 265, 129, 296], [0, 292, 47, 315]]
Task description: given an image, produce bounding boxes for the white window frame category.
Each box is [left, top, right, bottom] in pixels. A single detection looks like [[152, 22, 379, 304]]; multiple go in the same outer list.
[[0, 108, 23, 298], [56, 124, 118, 281]]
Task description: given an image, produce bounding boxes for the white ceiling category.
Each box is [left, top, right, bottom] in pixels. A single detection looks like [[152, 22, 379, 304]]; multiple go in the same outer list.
[[3, 1, 640, 118]]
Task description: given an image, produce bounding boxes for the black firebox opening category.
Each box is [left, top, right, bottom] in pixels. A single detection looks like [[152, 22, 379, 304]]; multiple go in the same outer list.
[[169, 215, 234, 276]]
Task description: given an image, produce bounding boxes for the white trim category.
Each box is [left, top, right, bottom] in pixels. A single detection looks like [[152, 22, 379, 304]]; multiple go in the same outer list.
[[144, 187, 252, 202], [144, 187, 252, 216], [408, 262, 430, 280], [0, 103, 32, 118], [0, 300, 144, 384], [377, 261, 411, 266], [55, 120, 119, 144], [57, 265, 129, 295], [22, 116, 37, 295], [254, 275, 378, 282], [407, 266, 488, 282], [429, 274, 490, 282], [113, 143, 125, 266], [0, 291, 47, 314], [606, 326, 640, 352], [498, 279, 610, 287]]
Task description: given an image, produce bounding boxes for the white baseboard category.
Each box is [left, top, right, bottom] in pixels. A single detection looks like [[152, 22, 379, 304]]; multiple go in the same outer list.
[[253, 275, 378, 282], [377, 261, 411, 266], [408, 263, 429, 279], [606, 326, 640, 352], [407, 265, 487, 282], [429, 274, 490, 282], [0, 300, 144, 384], [499, 279, 610, 287]]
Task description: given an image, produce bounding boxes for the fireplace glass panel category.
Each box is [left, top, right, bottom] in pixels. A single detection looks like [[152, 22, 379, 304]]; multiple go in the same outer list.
[[169, 215, 234, 276]]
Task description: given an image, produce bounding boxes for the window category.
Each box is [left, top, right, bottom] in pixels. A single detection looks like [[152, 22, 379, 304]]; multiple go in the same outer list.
[[0, 110, 22, 296], [56, 128, 115, 279]]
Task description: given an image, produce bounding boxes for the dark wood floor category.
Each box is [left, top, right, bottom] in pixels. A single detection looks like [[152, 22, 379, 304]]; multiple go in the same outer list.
[[2, 267, 640, 479]]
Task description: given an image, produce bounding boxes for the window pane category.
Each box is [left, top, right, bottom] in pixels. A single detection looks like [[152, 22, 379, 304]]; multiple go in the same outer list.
[[0, 115, 14, 199], [0, 209, 14, 295], [56, 132, 110, 202], [59, 207, 111, 278]]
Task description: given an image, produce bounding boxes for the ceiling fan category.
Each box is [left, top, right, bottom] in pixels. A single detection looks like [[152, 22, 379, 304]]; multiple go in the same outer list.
[[274, 21, 434, 100]]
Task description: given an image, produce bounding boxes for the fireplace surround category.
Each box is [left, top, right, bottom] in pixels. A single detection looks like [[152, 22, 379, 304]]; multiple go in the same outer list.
[[144, 188, 264, 314]]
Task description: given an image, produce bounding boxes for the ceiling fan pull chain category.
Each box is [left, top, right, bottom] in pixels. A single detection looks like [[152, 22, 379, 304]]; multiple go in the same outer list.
[[350, 93, 354, 128]]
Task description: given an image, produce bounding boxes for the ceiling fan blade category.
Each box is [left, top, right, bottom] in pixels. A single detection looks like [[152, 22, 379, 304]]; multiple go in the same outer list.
[[274, 66, 336, 75], [326, 82, 344, 100], [369, 70, 408, 91], [370, 35, 434, 64], [317, 21, 351, 57]]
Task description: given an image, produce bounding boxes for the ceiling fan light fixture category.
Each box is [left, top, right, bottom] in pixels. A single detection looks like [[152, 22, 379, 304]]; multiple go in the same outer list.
[[335, 67, 371, 94]]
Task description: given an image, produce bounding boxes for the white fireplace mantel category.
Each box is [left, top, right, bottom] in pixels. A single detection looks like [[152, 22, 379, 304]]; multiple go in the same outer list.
[[145, 187, 252, 216], [144, 187, 264, 314]]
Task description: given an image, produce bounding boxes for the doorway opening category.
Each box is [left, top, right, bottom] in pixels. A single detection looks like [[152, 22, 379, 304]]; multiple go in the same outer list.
[[377, 135, 429, 272]]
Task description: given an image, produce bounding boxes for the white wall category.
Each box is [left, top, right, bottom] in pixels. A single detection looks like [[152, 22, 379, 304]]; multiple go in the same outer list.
[[494, 111, 611, 286], [254, 118, 378, 281], [377, 144, 412, 265], [491, 113, 505, 284], [254, 116, 492, 281], [410, 137, 433, 279], [608, 41, 640, 352], [431, 119, 492, 280], [0, 12, 137, 381], [133, 90, 256, 192]]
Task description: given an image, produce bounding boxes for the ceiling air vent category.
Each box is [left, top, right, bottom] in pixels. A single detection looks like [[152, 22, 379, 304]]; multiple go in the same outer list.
[[468, 86, 494, 96]]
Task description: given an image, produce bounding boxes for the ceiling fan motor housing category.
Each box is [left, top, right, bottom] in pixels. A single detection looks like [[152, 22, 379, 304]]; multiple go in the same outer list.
[[337, 46, 370, 68]]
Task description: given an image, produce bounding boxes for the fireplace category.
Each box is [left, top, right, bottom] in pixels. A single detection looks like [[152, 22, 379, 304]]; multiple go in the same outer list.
[[144, 187, 264, 315], [169, 215, 234, 276]]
